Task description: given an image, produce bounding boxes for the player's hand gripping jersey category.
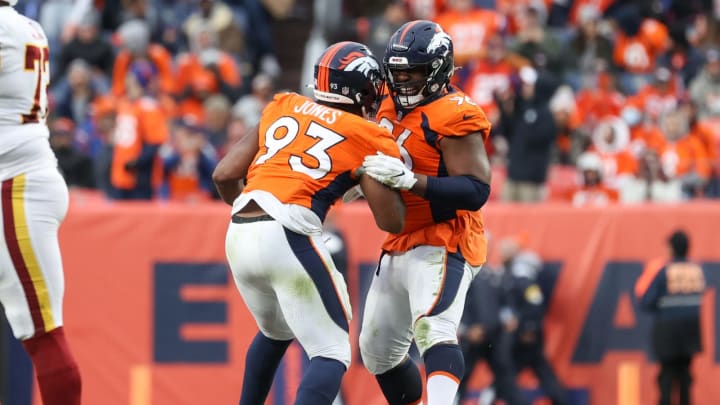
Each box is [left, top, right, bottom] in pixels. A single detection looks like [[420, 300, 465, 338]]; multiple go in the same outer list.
[[234, 92, 400, 235], [376, 89, 491, 266]]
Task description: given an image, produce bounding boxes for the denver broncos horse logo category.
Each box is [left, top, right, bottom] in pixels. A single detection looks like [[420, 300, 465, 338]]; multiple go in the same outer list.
[[338, 51, 380, 77], [426, 31, 451, 55]]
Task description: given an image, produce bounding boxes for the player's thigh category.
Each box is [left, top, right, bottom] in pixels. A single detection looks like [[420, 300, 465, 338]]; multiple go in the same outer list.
[[406, 245, 474, 354], [225, 221, 294, 341], [359, 253, 414, 374], [0, 169, 68, 340], [271, 228, 352, 366]]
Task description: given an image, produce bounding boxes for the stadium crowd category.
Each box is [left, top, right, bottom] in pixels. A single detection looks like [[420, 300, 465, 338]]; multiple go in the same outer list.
[[16, 0, 720, 204]]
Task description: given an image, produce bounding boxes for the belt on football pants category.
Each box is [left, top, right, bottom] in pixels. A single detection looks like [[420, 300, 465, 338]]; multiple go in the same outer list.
[[231, 214, 275, 224]]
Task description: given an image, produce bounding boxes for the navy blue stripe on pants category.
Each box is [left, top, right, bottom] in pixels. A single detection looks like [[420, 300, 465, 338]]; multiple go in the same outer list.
[[428, 250, 466, 316], [284, 228, 349, 332]]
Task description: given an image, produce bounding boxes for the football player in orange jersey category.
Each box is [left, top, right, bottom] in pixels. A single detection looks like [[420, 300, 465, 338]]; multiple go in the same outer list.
[[212, 42, 405, 405], [358, 21, 492, 405], [0, 1, 82, 404]]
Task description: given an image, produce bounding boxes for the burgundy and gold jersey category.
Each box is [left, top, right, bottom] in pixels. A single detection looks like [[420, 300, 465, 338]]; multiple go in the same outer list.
[[376, 89, 491, 266], [242, 92, 400, 221]]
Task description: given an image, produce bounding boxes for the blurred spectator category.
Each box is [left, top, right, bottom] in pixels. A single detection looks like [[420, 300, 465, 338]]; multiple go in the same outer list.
[[88, 96, 118, 196], [161, 116, 216, 202], [499, 236, 569, 405], [183, 0, 245, 59], [622, 105, 666, 156], [110, 61, 170, 200], [636, 230, 706, 405], [176, 23, 242, 119], [574, 71, 626, 133], [53, 59, 104, 126], [549, 85, 582, 164], [510, 3, 566, 78], [221, 115, 248, 157], [568, 4, 614, 86], [434, 0, 505, 69], [657, 108, 710, 197], [566, 152, 619, 206], [620, 149, 682, 203], [588, 116, 638, 190], [53, 10, 114, 84], [612, 6, 669, 93], [464, 34, 524, 125], [232, 73, 273, 129], [657, 23, 705, 88], [333, 0, 408, 61], [203, 94, 232, 148], [49, 117, 95, 189], [689, 48, 720, 120], [404, 0, 444, 20], [112, 19, 176, 97], [497, 67, 558, 202], [627, 67, 680, 122]]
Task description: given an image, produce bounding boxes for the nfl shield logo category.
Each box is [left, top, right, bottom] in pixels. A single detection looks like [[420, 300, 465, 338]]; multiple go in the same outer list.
[[341, 86, 350, 95]]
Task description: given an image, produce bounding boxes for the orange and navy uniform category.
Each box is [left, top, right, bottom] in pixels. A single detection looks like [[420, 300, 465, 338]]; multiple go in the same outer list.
[[376, 89, 491, 267], [434, 8, 505, 66], [175, 52, 241, 119], [242, 92, 400, 220], [111, 44, 176, 97], [111, 97, 169, 191]]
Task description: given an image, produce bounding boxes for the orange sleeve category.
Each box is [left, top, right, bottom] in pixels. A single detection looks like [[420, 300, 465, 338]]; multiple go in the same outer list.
[[433, 97, 492, 143], [112, 51, 131, 96], [150, 45, 177, 95], [139, 101, 170, 145], [175, 54, 193, 92], [218, 55, 241, 86], [635, 257, 666, 298]]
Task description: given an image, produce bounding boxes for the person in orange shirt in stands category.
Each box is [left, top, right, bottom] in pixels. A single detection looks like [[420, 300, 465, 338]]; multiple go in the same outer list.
[[613, 13, 669, 75], [621, 104, 667, 156], [176, 23, 242, 120], [161, 116, 217, 202], [434, 0, 505, 68], [112, 20, 175, 98], [110, 61, 170, 200], [627, 67, 680, 121], [567, 152, 619, 206], [658, 108, 710, 197], [589, 116, 638, 190], [464, 34, 522, 125]]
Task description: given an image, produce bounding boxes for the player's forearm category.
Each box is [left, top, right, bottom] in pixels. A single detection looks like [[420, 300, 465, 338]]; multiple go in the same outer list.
[[410, 174, 490, 211]]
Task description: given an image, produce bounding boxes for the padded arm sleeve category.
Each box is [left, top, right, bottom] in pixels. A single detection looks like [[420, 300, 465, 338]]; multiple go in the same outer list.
[[425, 174, 490, 211]]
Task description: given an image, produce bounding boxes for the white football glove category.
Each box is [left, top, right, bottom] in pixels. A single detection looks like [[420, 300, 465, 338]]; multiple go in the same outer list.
[[362, 152, 417, 190]]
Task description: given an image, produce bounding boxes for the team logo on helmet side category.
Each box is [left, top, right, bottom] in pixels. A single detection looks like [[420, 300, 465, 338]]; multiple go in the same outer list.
[[426, 30, 451, 55], [338, 51, 380, 77]]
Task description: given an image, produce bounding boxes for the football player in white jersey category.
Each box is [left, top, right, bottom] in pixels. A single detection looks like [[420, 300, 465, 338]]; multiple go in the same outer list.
[[0, 1, 82, 404]]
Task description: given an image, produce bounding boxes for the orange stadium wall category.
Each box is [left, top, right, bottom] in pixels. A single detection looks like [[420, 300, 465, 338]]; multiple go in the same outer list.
[[4, 199, 720, 405]]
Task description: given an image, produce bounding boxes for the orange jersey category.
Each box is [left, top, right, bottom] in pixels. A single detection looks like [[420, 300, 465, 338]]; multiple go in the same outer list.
[[464, 59, 515, 117], [613, 19, 669, 73], [176, 52, 241, 119], [434, 9, 505, 66], [589, 147, 639, 187], [660, 135, 711, 179], [630, 124, 666, 154], [376, 89, 492, 266], [111, 97, 169, 190], [242, 92, 400, 220], [112, 44, 176, 97], [628, 84, 679, 119], [575, 88, 625, 126]]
